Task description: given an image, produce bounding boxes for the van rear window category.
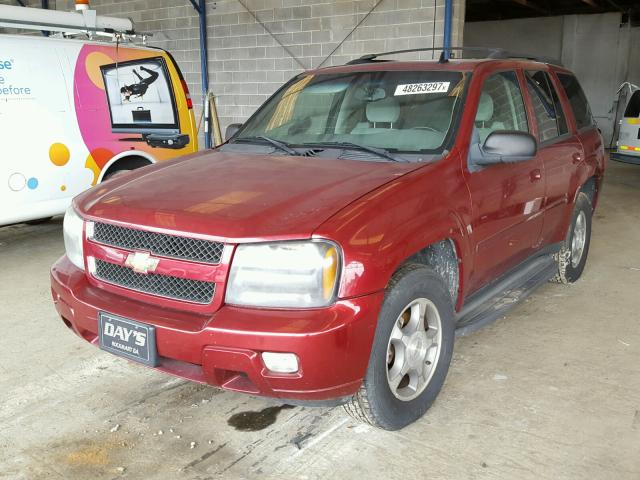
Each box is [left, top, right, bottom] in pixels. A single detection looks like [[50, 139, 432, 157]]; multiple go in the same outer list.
[[100, 57, 179, 134], [624, 90, 640, 118]]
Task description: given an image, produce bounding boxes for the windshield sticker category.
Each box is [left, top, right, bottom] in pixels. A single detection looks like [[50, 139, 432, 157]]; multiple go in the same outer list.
[[394, 82, 450, 96]]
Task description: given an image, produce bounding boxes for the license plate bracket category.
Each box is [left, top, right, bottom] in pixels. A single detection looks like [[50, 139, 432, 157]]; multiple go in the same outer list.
[[98, 312, 158, 367]]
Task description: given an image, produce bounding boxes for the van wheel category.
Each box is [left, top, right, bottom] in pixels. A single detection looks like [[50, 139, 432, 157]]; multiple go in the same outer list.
[[101, 156, 152, 182], [343, 264, 455, 430], [25, 217, 53, 225], [102, 168, 131, 181], [551, 192, 592, 284]]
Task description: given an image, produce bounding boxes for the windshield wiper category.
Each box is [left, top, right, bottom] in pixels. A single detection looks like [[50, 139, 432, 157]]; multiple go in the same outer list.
[[234, 136, 299, 156], [305, 142, 400, 162]]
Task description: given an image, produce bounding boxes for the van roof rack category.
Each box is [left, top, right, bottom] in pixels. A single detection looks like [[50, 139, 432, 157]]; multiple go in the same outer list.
[[346, 47, 563, 67], [0, 4, 149, 42]]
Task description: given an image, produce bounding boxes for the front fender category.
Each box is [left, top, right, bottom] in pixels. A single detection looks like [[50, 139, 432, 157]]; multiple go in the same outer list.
[[314, 154, 473, 311]]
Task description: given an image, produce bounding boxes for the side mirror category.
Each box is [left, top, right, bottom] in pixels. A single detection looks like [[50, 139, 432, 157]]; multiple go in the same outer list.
[[225, 123, 242, 142], [470, 130, 537, 168]]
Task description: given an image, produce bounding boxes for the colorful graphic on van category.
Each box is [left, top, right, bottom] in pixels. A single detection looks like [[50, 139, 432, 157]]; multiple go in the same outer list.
[[73, 45, 194, 184], [49, 143, 71, 166], [1, 34, 197, 226]]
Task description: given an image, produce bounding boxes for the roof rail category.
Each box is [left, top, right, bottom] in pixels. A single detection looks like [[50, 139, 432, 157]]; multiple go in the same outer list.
[[0, 4, 147, 41], [346, 46, 563, 67]]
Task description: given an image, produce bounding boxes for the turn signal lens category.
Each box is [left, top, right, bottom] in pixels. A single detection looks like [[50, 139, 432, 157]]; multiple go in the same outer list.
[[322, 246, 339, 301], [181, 79, 193, 109]]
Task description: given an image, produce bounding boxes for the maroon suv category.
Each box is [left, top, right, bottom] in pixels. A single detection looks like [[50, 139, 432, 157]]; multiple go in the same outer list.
[[51, 48, 606, 430]]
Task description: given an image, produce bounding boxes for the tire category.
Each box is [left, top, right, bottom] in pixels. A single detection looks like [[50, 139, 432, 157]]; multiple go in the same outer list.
[[551, 192, 592, 284], [25, 217, 53, 225], [102, 168, 132, 181], [343, 264, 455, 430]]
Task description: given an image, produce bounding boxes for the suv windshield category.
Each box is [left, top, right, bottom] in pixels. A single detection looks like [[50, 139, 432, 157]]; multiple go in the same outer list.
[[233, 70, 468, 156]]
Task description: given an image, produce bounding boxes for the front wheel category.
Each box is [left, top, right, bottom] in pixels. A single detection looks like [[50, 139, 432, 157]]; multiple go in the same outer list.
[[551, 192, 592, 284], [343, 264, 455, 430]]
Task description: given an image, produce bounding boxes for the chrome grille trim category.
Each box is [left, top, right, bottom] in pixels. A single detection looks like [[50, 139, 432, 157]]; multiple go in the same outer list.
[[92, 222, 224, 264], [94, 259, 215, 304]]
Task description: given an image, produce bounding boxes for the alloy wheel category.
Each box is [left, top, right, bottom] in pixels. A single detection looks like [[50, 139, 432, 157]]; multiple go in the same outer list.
[[571, 211, 587, 268], [386, 298, 442, 401]]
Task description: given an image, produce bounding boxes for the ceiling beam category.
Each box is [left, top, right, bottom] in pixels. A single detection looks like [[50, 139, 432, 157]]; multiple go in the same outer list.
[[511, 0, 549, 15], [581, 0, 599, 7], [603, 0, 627, 12]]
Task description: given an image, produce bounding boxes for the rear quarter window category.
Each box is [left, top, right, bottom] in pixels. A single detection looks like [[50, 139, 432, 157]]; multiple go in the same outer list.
[[557, 73, 594, 130]]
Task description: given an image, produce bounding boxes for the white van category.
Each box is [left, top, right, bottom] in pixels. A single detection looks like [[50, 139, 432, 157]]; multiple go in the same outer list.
[[613, 89, 640, 165], [0, 34, 198, 225]]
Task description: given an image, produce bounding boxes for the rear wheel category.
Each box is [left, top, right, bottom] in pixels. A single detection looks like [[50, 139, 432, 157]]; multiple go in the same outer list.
[[344, 264, 455, 430], [551, 192, 592, 284]]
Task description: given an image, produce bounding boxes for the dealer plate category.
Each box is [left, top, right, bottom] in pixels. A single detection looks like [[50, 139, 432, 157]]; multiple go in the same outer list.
[[394, 81, 450, 96], [98, 312, 158, 367]]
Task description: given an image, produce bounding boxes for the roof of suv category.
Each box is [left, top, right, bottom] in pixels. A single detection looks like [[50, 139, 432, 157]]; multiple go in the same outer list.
[[308, 47, 569, 76], [310, 59, 569, 77]]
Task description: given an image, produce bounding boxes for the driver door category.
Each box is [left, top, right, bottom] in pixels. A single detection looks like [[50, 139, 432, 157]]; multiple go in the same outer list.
[[464, 70, 545, 293]]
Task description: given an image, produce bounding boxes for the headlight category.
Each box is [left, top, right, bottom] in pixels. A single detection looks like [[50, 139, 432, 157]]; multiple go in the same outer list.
[[226, 240, 341, 308], [63, 205, 85, 271]]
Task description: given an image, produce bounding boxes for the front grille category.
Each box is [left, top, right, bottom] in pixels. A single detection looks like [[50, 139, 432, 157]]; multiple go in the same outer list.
[[94, 259, 215, 304], [92, 222, 224, 264]]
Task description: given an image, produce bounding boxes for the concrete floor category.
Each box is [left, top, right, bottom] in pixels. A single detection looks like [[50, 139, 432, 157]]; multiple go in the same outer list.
[[1, 159, 639, 480]]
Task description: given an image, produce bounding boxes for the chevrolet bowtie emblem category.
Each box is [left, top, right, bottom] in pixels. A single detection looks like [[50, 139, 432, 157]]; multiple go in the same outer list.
[[125, 251, 160, 274]]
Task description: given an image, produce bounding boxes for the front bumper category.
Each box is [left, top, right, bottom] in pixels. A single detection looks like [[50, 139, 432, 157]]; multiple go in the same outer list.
[[51, 256, 383, 402]]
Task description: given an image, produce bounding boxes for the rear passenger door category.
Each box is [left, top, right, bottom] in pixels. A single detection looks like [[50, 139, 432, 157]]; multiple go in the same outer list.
[[523, 70, 584, 245], [556, 71, 604, 190], [464, 70, 545, 293]]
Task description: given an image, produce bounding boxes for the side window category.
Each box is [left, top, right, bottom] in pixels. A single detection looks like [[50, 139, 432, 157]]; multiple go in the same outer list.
[[557, 73, 594, 130], [547, 75, 568, 135], [525, 70, 568, 142], [475, 71, 528, 143]]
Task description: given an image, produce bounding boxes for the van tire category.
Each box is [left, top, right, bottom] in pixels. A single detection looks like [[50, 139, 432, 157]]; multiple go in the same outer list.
[[551, 192, 592, 284], [101, 156, 152, 182], [102, 168, 132, 181], [25, 217, 53, 225], [343, 264, 455, 430]]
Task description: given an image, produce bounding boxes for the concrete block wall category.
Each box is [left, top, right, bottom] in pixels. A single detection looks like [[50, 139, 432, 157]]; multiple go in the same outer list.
[[4, 0, 465, 145], [0, 0, 52, 34]]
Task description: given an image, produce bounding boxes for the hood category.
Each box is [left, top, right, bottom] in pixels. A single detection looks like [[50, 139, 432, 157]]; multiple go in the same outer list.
[[76, 151, 423, 241]]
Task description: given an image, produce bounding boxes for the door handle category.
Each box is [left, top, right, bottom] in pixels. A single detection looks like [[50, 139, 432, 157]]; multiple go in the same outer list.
[[572, 152, 583, 164], [530, 169, 542, 182]]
